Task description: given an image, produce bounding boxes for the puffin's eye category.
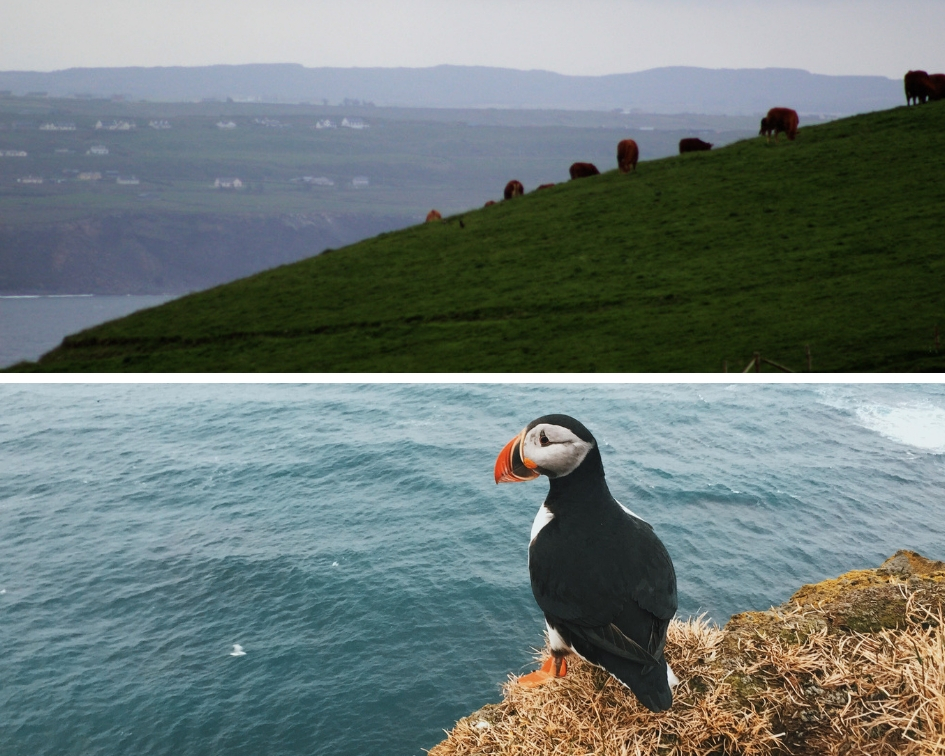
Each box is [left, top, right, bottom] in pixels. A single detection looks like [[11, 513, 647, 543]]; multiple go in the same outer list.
[[539, 431, 550, 446]]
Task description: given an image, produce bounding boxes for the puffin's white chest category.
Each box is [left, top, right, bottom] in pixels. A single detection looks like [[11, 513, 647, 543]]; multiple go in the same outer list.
[[530, 504, 555, 543]]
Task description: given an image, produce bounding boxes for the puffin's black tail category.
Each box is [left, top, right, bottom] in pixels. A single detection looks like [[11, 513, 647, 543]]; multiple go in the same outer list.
[[591, 650, 673, 712], [557, 615, 675, 713]]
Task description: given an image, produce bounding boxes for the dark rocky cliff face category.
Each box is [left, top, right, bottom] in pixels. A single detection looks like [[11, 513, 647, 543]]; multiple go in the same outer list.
[[0, 211, 413, 294]]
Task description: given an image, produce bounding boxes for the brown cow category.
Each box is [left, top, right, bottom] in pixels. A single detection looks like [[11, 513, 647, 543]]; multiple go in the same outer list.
[[484, 200, 496, 207], [759, 107, 799, 142], [929, 73, 945, 101], [679, 137, 713, 154], [425, 209, 442, 222], [504, 180, 524, 199], [905, 70, 936, 104], [536, 183, 556, 190], [569, 162, 600, 179], [617, 139, 639, 173]]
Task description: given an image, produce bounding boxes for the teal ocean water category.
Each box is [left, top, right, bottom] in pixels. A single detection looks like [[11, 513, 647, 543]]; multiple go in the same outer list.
[[2, 383, 944, 755], [0, 295, 177, 368]]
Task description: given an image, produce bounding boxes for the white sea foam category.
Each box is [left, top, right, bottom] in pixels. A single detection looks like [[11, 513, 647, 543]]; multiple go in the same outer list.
[[230, 644, 246, 657], [855, 403, 945, 453]]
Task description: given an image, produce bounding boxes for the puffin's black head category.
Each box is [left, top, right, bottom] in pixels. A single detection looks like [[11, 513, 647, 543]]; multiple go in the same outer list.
[[494, 415, 598, 483]]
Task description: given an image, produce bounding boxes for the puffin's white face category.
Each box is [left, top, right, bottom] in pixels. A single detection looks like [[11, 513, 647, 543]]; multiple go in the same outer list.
[[495, 421, 596, 483], [520, 423, 595, 479]]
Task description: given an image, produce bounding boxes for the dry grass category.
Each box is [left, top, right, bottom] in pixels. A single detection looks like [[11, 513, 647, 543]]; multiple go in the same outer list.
[[428, 551, 945, 756]]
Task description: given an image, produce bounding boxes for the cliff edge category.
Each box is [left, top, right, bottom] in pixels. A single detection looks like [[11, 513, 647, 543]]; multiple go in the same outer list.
[[429, 551, 945, 756]]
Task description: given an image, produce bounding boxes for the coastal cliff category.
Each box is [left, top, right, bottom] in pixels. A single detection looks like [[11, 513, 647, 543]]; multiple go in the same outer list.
[[429, 551, 945, 755], [0, 211, 410, 295]]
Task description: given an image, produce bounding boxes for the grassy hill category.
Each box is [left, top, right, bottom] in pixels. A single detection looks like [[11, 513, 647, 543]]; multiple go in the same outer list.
[[10, 102, 945, 372]]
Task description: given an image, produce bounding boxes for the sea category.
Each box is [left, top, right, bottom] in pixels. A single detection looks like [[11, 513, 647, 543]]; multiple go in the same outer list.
[[1, 383, 944, 756], [0, 295, 177, 369]]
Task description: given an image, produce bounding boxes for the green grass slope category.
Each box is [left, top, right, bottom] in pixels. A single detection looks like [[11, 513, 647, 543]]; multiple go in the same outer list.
[[12, 103, 945, 372]]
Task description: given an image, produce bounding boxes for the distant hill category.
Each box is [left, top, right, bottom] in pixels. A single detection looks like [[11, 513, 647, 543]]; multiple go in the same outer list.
[[12, 101, 945, 373], [0, 64, 903, 115]]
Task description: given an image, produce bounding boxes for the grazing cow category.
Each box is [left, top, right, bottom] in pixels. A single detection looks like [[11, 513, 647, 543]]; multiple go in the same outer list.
[[759, 107, 799, 142], [569, 162, 600, 179], [679, 137, 713, 153], [484, 200, 496, 207], [929, 73, 945, 101], [905, 70, 935, 105], [616, 139, 639, 173], [425, 209, 442, 222], [536, 183, 556, 190], [504, 180, 524, 199]]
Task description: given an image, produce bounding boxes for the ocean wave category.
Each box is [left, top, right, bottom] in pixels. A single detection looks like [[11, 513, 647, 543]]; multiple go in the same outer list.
[[854, 402, 945, 453]]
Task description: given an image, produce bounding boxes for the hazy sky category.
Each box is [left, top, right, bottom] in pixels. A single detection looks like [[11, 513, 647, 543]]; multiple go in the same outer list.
[[3, 0, 943, 78]]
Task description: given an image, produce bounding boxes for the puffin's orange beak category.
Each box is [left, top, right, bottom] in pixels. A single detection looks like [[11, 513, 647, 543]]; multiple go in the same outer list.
[[495, 429, 540, 483]]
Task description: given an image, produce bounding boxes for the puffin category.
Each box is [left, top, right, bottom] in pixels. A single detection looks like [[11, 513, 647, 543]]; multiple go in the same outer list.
[[494, 414, 678, 712]]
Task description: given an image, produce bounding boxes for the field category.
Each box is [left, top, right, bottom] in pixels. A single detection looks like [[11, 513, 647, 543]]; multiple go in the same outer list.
[[9, 101, 945, 372]]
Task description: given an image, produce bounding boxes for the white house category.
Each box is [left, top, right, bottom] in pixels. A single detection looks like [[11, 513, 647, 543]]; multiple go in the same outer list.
[[95, 120, 135, 131], [87, 145, 109, 155], [148, 120, 172, 130], [341, 117, 368, 130], [214, 177, 243, 189], [216, 121, 237, 130], [291, 176, 335, 186], [1, 150, 28, 157], [17, 176, 43, 184], [351, 176, 369, 187], [116, 176, 140, 185], [315, 119, 336, 129]]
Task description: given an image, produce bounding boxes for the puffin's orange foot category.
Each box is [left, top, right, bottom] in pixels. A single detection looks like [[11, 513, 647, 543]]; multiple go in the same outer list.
[[517, 654, 568, 688]]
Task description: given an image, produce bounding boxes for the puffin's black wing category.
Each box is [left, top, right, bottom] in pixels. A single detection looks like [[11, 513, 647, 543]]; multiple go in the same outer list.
[[528, 501, 677, 712], [570, 621, 665, 668], [528, 504, 677, 627]]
